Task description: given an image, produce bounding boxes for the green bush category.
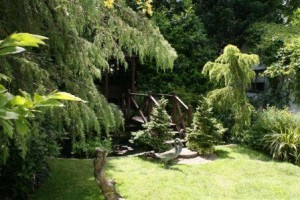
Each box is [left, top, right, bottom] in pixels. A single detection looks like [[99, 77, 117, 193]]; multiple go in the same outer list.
[[187, 97, 226, 155], [72, 138, 112, 158], [131, 98, 172, 152], [244, 106, 300, 164], [243, 107, 299, 149], [0, 132, 53, 199]]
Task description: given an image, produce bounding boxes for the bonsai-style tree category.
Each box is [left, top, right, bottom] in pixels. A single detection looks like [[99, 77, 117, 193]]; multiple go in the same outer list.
[[187, 97, 226, 155], [131, 98, 172, 152], [202, 45, 259, 136]]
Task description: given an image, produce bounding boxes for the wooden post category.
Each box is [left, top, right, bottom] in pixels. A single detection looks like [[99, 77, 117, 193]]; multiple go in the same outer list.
[[104, 68, 109, 99], [131, 58, 136, 93], [187, 105, 193, 126], [147, 91, 153, 121], [171, 93, 176, 124], [121, 94, 126, 118], [93, 148, 124, 200], [127, 89, 131, 120]]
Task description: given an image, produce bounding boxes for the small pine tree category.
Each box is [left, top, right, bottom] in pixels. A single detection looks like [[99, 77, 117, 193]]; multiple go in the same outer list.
[[187, 97, 226, 155], [131, 98, 172, 152]]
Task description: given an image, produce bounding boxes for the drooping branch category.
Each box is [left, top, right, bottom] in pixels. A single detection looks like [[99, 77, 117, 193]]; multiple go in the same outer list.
[[93, 148, 124, 200]]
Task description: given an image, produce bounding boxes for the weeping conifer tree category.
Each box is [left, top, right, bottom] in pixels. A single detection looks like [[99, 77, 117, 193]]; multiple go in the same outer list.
[[0, 1, 177, 198], [202, 45, 259, 136], [0, 0, 177, 155]]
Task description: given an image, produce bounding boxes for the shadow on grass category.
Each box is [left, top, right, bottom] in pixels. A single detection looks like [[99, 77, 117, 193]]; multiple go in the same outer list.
[[233, 145, 272, 162], [136, 156, 184, 172], [166, 166, 184, 172], [215, 149, 234, 159], [217, 144, 272, 162]]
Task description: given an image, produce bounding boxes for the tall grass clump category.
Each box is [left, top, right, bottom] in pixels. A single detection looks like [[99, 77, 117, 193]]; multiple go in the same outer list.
[[244, 107, 300, 164]]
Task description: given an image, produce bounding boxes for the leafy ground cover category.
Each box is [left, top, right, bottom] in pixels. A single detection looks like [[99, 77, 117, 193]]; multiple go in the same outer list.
[[30, 145, 300, 200]]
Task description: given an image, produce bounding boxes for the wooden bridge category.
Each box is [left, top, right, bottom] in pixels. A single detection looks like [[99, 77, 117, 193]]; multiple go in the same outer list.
[[121, 90, 193, 135]]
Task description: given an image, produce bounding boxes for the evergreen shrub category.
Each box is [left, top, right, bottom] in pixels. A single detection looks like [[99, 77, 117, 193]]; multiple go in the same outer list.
[[187, 97, 226, 155], [131, 98, 172, 152]]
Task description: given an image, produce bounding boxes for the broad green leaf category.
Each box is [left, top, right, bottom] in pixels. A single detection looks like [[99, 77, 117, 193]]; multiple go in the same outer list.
[[34, 93, 46, 104], [15, 119, 29, 136], [0, 94, 9, 108], [35, 99, 64, 107], [49, 92, 86, 102], [13, 107, 32, 118], [0, 111, 19, 120], [0, 33, 48, 48], [19, 90, 32, 101], [0, 120, 14, 138], [0, 46, 25, 56], [0, 73, 11, 82], [9, 96, 27, 106], [0, 84, 7, 93]]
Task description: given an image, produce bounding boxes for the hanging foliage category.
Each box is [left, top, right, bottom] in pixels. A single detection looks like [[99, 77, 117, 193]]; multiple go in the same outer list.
[[203, 45, 259, 136], [0, 0, 177, 154], [0, 33, 86, 164]]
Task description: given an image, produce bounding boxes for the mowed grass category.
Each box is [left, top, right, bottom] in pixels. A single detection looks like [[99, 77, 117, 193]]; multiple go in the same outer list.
[[30, 145, 300, 200]]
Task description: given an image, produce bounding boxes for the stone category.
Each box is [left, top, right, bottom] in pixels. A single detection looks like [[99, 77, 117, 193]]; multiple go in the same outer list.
[[178, 148, 198, 158]]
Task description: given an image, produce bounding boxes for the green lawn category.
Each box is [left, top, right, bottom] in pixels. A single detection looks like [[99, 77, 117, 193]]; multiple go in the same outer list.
[[30, 145, 300, 200]]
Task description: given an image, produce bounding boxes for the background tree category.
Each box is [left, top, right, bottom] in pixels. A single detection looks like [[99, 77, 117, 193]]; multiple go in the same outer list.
[[246, 16, 300, 107], [193, 0, 300, 48], [0, 0, 176, 157], [137, 0, 216, 106], [202, 45, 259, 137], [0, 1, 177, 198]]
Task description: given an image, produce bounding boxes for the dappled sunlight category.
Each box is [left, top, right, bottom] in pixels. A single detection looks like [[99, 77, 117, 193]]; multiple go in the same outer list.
[[87, 177, 95, 181]]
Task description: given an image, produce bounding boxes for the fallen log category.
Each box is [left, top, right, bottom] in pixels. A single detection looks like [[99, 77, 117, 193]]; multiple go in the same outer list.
[[93, 147, 124, 200]]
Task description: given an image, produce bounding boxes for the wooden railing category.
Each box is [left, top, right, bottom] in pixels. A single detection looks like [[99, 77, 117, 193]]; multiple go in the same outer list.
[[122, 90, 192, 132]]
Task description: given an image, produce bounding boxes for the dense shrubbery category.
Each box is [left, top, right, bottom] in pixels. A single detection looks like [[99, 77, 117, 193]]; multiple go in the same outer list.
[[243, 107, 300, 164], [187, 97, 226, 155], [137, 0, 216, 107], [131, 98, 172, 152], [0, 133, 51, 199], [73, 138, 112, 158], [0, 33, 87, 199]]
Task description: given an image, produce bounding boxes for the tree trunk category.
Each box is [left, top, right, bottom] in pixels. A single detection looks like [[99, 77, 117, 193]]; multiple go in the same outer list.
[[93, 148, 123, 200]]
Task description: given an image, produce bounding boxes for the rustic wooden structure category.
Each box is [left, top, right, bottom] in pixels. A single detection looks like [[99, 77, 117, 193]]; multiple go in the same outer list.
[[101, 58, 137, 105], [100, 57, 192, 133], [93, 148, 124, 200], [123, 90, 192, 133]]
